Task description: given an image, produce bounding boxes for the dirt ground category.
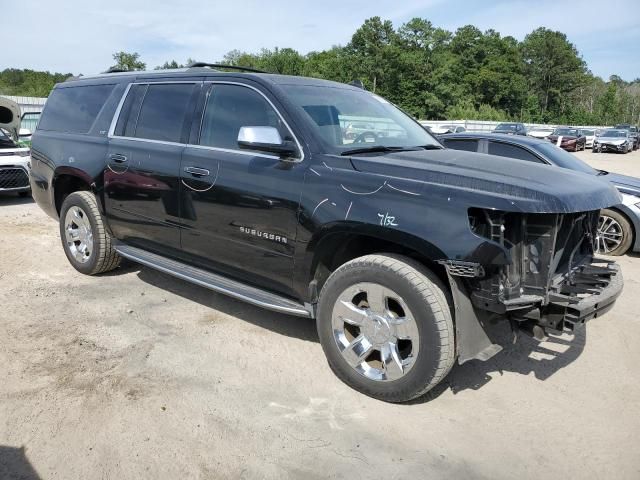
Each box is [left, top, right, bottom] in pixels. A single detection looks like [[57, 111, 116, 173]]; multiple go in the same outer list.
[[1, 149, 639, 479]]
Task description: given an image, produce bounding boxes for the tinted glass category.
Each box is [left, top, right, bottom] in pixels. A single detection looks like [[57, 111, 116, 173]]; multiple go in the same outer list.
[[38, 84, 115, 133], [488, 141, 543, 163], [134, 83, 194, 143], [495, 123, 517, 131], [554, 128, 579, 136], [443, 139, 478, 152], [602, 130, 626, 137], [533, 143, 596, 174], [285, 85, 440, 151], [114, 84, 147, 137], [200, 84, 289, 151]]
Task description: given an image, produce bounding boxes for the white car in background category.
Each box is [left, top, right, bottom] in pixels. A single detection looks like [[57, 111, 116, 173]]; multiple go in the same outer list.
[[431, 124, 466, 135], [0, 97, 31, 197], [527, 126, 554, 139], [581, 128, 597, 148]]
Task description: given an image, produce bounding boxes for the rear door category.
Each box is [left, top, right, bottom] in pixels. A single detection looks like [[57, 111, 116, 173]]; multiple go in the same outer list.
[[105, 81, 199, 256]]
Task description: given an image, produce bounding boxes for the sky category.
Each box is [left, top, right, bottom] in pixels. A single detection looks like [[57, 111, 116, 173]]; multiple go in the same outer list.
[[5, 0, 639, 81]]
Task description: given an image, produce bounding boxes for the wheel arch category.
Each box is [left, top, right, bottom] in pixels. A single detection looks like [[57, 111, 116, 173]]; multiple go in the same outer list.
[[302, 223, 449, 302], [52, 167, 95, 215]]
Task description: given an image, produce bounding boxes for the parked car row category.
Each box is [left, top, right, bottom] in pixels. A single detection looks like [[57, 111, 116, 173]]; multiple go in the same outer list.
[[434, 122, 638, 154]]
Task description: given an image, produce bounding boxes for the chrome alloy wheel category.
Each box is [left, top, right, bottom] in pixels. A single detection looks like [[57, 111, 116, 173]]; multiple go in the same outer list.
[[64, 206, 94, 263], [332, 282, 419, 381], [596, 215, 623, 254]]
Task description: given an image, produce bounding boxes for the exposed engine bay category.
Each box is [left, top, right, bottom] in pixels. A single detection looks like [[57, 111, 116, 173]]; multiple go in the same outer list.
[[465, 208, 622, 335]]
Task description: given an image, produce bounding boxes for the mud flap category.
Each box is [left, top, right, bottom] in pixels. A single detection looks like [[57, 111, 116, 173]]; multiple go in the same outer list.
[[447, 274, 502, 364]]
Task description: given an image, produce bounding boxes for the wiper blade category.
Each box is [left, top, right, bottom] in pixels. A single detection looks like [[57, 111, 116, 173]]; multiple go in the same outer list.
[[340, 146, 420, 156]]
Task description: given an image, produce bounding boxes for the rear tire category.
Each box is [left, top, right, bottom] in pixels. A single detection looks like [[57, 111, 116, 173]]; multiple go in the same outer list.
[[316, 254, 455, 403], [18, 191, 30, 198], [59, 191, 121, 275]]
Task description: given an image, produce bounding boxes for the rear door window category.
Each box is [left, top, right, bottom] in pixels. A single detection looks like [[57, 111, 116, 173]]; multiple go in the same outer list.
[[443, 139, 479, 152], [38, 84, 115, 133], [132, 83, 195, 143], [488, 141, 544, 163]]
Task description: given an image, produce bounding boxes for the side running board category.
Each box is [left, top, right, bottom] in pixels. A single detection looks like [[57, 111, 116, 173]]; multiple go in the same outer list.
[[115, 244, 313, 318]]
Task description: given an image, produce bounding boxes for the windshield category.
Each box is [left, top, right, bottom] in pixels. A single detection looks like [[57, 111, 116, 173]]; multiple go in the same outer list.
[[582, 129, 595, 136], [495, 123, 517, 131], [602, 130, 627, 138], [0, 129, 17, 147], [553, 128, 579, 136], [285, 85, 440, 152], [533, 143, 596, 174]]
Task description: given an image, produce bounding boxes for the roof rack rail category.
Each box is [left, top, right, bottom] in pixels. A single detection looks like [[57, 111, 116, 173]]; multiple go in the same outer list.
[[187, 62, 267, 74], [103, 67, 130, 74]]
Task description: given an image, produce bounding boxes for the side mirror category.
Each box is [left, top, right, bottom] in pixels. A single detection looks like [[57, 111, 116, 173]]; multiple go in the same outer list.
[[237, 126, 297, 159]]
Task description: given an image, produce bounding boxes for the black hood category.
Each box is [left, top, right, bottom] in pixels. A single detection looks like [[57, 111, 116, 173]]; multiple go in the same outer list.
[[349, 149, 621, 214]]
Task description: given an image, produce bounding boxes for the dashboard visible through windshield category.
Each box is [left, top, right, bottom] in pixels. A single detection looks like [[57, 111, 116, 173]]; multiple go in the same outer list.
[[285, 85, 440, 153]]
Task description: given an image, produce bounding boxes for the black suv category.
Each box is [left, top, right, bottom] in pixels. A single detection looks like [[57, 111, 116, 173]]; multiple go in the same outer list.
[[30, 65, 623, 402]]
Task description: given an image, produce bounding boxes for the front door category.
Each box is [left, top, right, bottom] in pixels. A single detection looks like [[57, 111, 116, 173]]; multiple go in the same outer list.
[[179, 82, 305, 296], [104, 81, 198, 255]]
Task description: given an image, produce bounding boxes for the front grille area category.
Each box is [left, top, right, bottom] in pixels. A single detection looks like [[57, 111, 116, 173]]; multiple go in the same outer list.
[[0, 167, 30, 189], [468, 209, 600, 310]]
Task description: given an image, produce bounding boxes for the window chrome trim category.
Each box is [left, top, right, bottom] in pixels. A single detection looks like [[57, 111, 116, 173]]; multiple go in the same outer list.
[[108, 82, 133, 138], [107, 79, 305, 162], [199, 81, 304, 162]]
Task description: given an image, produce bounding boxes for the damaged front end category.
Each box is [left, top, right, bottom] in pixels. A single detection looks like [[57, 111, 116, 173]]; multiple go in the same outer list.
[[468, 208, 622, 332], [442, 208, 623, 364]]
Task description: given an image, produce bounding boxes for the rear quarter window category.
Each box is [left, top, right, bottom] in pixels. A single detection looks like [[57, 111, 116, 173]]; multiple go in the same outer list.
[[443, 139, 479, 152], [38, 84, 115, 133], [488, 141, 544, 163]]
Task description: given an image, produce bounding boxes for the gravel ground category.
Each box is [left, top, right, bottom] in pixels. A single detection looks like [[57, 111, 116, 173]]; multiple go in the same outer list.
[[1, 149, 639, 479]]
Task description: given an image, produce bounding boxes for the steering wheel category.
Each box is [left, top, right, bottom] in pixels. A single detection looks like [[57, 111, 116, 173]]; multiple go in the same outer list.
[[352, 131, 379, 144]]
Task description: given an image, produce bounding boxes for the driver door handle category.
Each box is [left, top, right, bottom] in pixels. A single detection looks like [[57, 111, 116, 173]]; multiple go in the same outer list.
[[184, 166, 210, 177], [110, 153, 128, 163]]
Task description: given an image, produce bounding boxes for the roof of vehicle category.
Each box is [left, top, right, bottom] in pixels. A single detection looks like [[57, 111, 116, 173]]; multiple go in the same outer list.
[[62, 67, 359, 90], [441, 132, 550, 146]]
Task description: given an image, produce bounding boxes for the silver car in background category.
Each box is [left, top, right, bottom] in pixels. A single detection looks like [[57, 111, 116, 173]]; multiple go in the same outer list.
[[593, 129, 634, 153]]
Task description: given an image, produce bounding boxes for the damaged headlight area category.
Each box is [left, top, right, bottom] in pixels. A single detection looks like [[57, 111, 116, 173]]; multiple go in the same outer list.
[[464, 208, 622, 336]]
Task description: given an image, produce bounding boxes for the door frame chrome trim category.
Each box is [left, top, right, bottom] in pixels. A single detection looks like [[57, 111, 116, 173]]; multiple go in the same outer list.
[[108, 79, 306, 162]]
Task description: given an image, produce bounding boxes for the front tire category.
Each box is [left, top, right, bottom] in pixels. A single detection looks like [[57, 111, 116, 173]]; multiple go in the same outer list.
[[59, 191, 121, 275], [596, 209, 633, 256], [316, 254, 455, 403]]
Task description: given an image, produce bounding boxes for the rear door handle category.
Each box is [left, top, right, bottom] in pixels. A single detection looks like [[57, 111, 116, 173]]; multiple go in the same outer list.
[[184, 166, 210, 177], [110, 153, 128, 163]]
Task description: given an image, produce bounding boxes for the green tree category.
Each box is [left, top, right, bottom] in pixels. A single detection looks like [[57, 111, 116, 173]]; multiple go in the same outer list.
[[111, 51, 146, 71], [521, 28, 587, 119]]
